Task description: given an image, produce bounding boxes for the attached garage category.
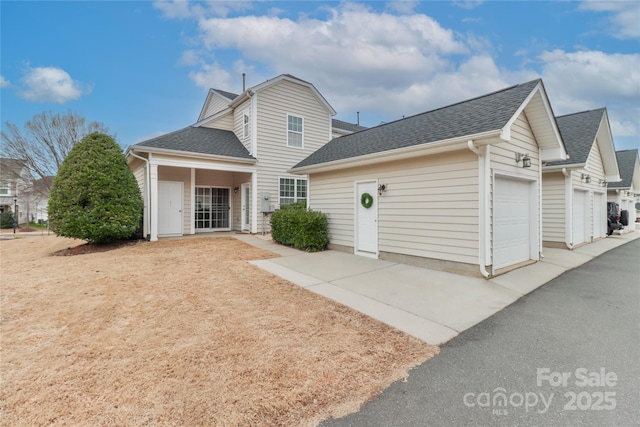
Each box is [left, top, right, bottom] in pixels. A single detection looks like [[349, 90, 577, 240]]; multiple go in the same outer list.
[[292, 79, 567, 277], [493, 176, 536, 270], [542, 108, 620, 249]]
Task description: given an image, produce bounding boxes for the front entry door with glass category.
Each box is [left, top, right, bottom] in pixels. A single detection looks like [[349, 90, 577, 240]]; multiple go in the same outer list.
[[195, 187, 230, 231]]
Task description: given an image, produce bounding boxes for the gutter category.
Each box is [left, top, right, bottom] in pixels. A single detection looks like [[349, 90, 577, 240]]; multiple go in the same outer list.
[[132, 145, 257, 164], [468, 140, 491, 279], [290, 129, 502, 175]]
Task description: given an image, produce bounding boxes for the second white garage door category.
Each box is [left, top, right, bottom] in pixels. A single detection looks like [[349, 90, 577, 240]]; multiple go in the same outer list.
[[494, 177, 534, 270], [572, 189, 588, 245]]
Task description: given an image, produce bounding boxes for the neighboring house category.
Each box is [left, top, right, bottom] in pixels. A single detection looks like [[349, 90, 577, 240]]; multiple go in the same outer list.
[[126, 74, 366, 241], [541, 109, 620, 248], [607, 149, 640, 232], [291, 79, 568, 278], [0, 158, 50, 224], [0, 158, 26, 215]]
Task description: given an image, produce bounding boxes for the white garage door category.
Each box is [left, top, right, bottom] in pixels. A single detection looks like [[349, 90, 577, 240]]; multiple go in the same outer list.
[[593, 192, 604, 239], [494, 177, 533, 270], [572, 190, 587, 245]]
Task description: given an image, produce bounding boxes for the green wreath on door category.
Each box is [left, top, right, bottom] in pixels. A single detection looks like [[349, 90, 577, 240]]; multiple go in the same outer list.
[[360, 192, 373, 209]]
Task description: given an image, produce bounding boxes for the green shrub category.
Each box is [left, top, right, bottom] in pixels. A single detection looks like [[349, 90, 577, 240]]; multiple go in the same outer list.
[[271, 203, 329, 252], [48, 132, 143, 243], [0, 211, 15, 229]]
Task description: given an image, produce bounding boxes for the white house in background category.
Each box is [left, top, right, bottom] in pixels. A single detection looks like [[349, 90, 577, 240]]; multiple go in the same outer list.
[[291, 79, 568, 278], [608, 149, 640, 232], [542, 109, 620, 248], [0, 158, 50, 224], [126, 74, 370, 241]]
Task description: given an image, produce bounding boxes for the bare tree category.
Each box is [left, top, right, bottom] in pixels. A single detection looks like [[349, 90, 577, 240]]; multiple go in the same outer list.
[[1, 111, 109, 190]]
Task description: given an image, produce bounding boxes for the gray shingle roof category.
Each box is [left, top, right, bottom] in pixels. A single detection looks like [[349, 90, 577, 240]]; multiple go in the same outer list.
[[609, 149, 638, 188], [213, 89, 239, 100], [293, 79, 541, 169], [133, 126, 255, 160], [546, 109, 605, 167], [332, 119, 367, 133]]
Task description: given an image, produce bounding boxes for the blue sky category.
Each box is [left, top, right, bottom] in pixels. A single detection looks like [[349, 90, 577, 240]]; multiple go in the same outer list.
[[1, 1, 639, 151]]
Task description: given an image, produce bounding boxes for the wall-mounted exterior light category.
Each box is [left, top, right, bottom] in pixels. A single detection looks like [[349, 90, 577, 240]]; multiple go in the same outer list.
[[378, 184, 386, 196], [515, 153, 531, 168], [581, 173, 591, 184]]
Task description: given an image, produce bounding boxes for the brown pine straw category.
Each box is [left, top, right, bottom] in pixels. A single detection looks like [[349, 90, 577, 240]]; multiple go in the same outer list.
[[0, 236, 438, 426]]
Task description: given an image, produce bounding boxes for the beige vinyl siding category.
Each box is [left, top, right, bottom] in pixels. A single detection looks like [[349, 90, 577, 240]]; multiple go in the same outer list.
[[201, 113, 233, 131], [203, 95, 230, 119], [542, 171, 566, 243], [490, 112, 541, 253], [158, 166, 192, 234], [255, 80, 332, 232], [309, 150, 479, 265], [233, 99, 252, 152]]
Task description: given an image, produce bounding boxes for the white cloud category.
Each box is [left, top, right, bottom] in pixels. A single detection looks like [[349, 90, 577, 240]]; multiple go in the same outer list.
[[154, 0, 253, 19], [580, 1, 640, 39], [452, 1, 484, 10], [19, 66, 89, 104], [161, 2, 640, 145], [385, 1, 419, 15], [0, 76, 10, 88], [538, 49, 640, 145]]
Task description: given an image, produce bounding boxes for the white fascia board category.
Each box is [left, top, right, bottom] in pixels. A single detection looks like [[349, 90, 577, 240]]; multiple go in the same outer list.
[[197, 89, 216, 121], [131, 146, 256, 165], [192, 107, 234, 127], [502, 81, 567, 160], [596, 111, 621, 181], [289, 130, 502, 175], [542, 163, 585, 172], [541, 146, 569, 162]]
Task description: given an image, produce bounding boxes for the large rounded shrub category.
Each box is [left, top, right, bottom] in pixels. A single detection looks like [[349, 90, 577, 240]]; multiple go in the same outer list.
[[48, 132, 143, 243]]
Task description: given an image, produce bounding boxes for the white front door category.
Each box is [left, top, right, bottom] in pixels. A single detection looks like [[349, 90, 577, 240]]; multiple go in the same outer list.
[[241, 183, 251, 231], [573, 189, 587, 245], [158, 181, 183, 236], [493, 177, 533, 270], [355, 180, 378, 257]]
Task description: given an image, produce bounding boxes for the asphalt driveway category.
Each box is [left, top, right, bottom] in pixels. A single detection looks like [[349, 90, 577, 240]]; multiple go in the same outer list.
[[320, 238, 640, 426]]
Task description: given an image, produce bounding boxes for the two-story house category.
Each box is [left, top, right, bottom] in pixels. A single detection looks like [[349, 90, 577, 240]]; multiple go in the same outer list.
[[126, 74, 366, 241], [0, 158, 26, 215]]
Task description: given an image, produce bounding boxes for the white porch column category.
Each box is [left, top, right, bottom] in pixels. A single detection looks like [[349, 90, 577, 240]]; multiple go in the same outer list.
[[251, 171, 258, 234], [190, 168, 196, 235], [150, 163, 159, 241]]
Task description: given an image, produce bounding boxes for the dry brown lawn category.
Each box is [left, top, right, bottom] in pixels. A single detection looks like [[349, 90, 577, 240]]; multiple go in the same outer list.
[[0, 236, 438, 426]]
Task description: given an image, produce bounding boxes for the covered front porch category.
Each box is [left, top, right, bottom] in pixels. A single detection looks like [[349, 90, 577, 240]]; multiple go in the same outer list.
[[130, 151, 258, 241]]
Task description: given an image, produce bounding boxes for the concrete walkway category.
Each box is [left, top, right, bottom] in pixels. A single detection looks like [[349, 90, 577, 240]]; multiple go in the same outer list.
[[235, 231, 640, 345]]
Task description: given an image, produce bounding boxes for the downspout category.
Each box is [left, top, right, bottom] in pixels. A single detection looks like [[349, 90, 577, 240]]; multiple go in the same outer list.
[[468, 140, 491, 279], [129, 150, 151, 240], [562, 168, 573, 249]]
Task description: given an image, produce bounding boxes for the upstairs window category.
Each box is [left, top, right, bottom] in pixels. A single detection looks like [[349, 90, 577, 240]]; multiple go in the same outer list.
[[0, 183, 9, 196], [279, 177, 307, 206], [243, 110, 250, 139], [287, 114, 303, 148]]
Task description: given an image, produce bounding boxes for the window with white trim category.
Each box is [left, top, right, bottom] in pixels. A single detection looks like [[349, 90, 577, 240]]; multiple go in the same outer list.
[[243, 110, 250, 139], [0, 183, 9, 196], [287, 114, 303, 148], [279, 178, 307, 206]]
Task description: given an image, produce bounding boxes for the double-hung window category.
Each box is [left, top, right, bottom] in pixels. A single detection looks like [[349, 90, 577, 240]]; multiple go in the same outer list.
[[243, 110, 250, 139], [279, 177, 307, 206], [287, 114, 303, 148], [0, 183, 9, 196]]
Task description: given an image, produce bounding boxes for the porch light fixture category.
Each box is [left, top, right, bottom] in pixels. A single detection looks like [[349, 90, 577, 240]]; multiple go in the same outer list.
[[378, 184, 387, 196], [581, 173, 591, 184], [600, 179, 607, 187], [515, 153, 531, 168], [233, 186, 239, 194]]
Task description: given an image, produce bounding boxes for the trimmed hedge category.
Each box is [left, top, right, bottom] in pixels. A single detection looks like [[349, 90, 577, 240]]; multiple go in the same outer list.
[[271, 202, 329, 252], [0, 211, 15, 229], [48, 132, 143, 243]]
